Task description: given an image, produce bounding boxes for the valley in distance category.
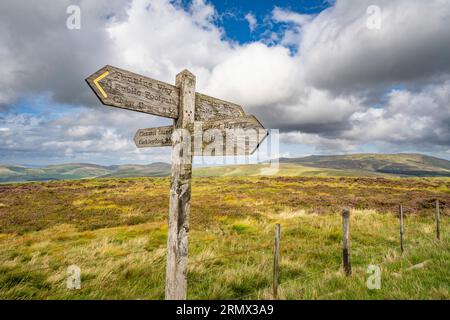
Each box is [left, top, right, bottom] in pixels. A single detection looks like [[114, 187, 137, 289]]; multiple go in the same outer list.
[[1, 153, 450, 183]]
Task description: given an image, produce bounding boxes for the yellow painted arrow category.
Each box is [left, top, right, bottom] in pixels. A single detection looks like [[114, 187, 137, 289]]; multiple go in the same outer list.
[[93, 71, 109, 98]]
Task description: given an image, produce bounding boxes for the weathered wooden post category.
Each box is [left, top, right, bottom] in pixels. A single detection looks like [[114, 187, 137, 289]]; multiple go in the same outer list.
[[435, 200, 441, 241], [273, 223, 281, 299], [165, 70, 196, 300], [342, 209, 352, 276], [399, 205, 404, 254]]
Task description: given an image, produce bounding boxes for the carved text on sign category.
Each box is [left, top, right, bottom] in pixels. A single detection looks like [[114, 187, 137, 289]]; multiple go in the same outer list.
[[86, 65, 245, 121]]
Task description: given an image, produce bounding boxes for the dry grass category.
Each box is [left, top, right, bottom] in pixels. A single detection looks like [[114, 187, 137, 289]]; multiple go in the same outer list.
[[0, 176, 449, 299]]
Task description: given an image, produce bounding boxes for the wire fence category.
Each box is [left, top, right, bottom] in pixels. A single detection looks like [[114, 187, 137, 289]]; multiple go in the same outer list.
[[0, 202, 447, 299]]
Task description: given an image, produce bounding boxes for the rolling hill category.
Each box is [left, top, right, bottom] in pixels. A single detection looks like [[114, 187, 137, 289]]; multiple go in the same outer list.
[[278, 153, 450, 177], [196, 153, 450, 177], [101, 162, 171, 178], [1, 153, 449, 183], [0, 162, 171, 183]]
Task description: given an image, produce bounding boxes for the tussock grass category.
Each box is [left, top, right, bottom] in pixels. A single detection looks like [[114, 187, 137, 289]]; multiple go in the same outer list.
[[0, 176, 449, 299]]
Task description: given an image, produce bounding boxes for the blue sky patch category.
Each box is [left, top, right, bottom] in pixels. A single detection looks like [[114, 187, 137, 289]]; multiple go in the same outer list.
[[176, 0, 331, 44]]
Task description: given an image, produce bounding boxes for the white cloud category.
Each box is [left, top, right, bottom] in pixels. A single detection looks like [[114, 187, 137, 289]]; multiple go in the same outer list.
[[271, 6, 312, 47], [344, 81, 450, 146], [281, 131, 357, 153], [0, 102, 171, 165], [272, 7, 312, 26], [0, 0, 131, 107], [298, 0, 450, 93], [204, 43, 298, 108], [1, 0, 450, 163], [263, 87, 363, 132], [244, 12, 257, 32], [107, 0, 232, 87]]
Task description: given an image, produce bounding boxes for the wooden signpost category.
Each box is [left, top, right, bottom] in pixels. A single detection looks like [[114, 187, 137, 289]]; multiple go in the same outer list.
[[86, 66, 267, 300]]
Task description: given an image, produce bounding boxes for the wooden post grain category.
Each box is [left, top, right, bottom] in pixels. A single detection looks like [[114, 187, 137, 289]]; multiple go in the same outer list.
[[165, 70, 196, 300], [273, 224, 281, 299], [435, 200, 441, 241], [399, 205, 404, 254], [342, 210, 352, 276]]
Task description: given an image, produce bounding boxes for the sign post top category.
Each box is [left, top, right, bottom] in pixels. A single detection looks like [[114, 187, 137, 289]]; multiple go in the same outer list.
[[177, 69, 195, 80]]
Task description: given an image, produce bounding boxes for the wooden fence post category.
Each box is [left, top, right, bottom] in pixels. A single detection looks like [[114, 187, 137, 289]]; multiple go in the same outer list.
[[165, 70, 196, 300], [399, 205, 404, 254], [435, 200, 441, 241], [342, 210, 352, 276], [273, 224, 281, 299]]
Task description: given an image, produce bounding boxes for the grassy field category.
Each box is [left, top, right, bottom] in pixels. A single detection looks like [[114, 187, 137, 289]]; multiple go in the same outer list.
[[0, 176, 449, 299]]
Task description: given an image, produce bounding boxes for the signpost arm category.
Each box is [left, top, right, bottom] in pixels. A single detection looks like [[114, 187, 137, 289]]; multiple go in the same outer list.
[[165, 70, 196, 300]]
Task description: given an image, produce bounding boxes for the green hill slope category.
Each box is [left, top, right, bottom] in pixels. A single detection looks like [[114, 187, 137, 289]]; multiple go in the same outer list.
[[1, 153, 449, 182], [100, 163, 171, 178], [193, 163, 385, 177], [279, 153, 450, 177], [0, 163, 170, 183], [0, 163, 111, 182]]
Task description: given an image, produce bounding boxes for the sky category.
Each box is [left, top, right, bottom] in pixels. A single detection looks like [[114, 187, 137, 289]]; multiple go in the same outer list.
[[0, 0, 450, 165]]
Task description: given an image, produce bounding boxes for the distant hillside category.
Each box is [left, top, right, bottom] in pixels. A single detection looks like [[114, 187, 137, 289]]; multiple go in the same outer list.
[[0, 163, 171, 183], [1, 153, 449, 183], [195, 153, 450, 177], [101, 163, 171, 178], [193, 163, 386, 178], [279, 153, 450, 177]]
